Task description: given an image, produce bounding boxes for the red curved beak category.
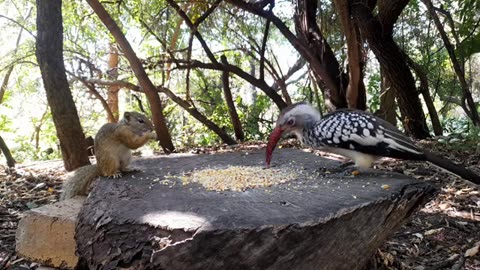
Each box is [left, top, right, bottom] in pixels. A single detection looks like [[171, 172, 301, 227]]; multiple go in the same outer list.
[[265, 127, 284, 168]]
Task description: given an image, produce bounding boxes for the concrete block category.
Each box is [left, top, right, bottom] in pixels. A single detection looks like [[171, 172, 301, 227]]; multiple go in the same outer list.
[[15, 198, 85, 269]]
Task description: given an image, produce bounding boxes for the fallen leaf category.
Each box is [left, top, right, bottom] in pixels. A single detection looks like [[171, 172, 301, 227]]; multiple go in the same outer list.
[[425, 228, 444, 235], [465, 245, 479, 257], [413, 233, 424, 240], [33, 183, 46, 190]]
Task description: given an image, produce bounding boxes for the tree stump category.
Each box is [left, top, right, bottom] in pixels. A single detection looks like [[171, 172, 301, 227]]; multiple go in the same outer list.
[[76, 149, 436, 270]]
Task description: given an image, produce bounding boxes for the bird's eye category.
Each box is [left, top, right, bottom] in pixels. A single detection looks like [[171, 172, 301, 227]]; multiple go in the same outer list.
[[287, 118, 295, 126]]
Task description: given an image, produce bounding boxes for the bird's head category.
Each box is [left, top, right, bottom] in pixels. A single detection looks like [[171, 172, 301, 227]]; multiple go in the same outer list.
[[266, 102, 321, 167]]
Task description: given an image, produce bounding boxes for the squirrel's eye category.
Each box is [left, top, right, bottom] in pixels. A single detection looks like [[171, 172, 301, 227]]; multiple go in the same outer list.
[[137, 118, 145, 124], [287, 119, 295, 126]]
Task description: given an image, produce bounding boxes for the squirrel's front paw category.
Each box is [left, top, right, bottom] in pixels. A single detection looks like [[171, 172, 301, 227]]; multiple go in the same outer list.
[[109, 172, 123, 178], [147, 131, 157, 140], [122, 167, 142, 173]]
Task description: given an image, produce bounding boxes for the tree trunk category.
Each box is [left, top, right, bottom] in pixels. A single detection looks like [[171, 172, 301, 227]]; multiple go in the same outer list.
[[351, 0, 430, 139], [221, 55, 244, 142], [335, 0, 367, 110], [76, 149, 435, 270], [86, 0, 175, 153], [295, 0, 349, 111], [35, 0, 90, 171], [404, 53, 443, 136], [0, 135, 15, 168], [107, 43, 120, 122], [422, 0, 480, 126], [377, 67, 397, 126]]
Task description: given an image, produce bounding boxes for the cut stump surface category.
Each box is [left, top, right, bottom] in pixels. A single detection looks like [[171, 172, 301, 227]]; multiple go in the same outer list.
[[76, 149, 436, 270]]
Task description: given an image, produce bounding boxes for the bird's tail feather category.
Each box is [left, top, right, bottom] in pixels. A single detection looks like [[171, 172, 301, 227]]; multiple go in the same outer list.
[[424, 151, 480, 185]]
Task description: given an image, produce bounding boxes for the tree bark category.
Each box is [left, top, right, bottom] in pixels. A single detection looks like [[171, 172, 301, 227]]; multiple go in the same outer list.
[[335, 0, 367, 110], [35, 0, 90, 171], [221, 55, 244, 142], [377, 67, 397, 126], [351, 0, 430, 139], [107, 43, 120, 122], [86, 0, 175, 153], [422, 0, 480, 126], [0, 135, 15, 168]]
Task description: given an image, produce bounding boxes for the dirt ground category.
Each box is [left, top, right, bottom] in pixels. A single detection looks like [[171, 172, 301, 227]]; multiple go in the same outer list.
[[0, 140, 479, 269]]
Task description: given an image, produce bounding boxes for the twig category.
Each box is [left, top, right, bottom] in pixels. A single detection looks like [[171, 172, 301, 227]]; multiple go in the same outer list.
[[0, 252, 12, 270], [426, 254, 460, 270], [450, 254, 466, 270]]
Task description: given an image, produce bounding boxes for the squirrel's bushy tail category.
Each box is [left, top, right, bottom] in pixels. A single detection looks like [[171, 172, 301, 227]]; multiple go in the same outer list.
[[60, 165, 99, 200]]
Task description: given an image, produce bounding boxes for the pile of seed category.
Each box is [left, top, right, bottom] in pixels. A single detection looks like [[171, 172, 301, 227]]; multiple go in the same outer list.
[[182, 165, 298, 192]]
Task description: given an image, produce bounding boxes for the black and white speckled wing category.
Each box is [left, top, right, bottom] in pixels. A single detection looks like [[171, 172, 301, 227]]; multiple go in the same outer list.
[[303, 110, 426, 160]]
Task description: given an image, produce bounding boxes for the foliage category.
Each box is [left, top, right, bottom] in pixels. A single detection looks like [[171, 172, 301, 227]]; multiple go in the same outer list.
[[366, 72, 381, 112]]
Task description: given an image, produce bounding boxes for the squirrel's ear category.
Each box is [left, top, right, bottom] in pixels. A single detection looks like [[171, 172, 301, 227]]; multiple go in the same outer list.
[[124, 112, 131, 121]]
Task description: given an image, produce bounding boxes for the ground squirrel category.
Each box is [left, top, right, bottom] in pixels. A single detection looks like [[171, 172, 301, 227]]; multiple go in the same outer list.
[[60, 111, 157, 200]]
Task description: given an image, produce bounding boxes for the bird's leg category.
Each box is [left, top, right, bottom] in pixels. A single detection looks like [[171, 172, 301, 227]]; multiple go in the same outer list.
[[339, 160, 355, 168], [316, 160, 359, 175], [341, 161, 362, 176]]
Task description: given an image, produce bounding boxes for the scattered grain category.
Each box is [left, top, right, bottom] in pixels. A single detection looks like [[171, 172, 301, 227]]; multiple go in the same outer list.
[[181, 165, 298, 192]]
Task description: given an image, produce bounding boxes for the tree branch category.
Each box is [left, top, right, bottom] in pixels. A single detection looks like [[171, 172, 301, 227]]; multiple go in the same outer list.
[[177, 59, 287, 109], [194, 0, 223, 26], [259, 4, 273, 81], [270, 57, 306, 91], [166, 0, 219, 65], [82, 78, 141, 91], [156, 85, 237, 145], [0, 7, 33, 104], [433, 6, 462, 47], [0, 135, 15, 167], [0, 14, 36, 38], [138, 18, 180, 68], [377, 0, 409, 34], [67, 72, 116, 121]]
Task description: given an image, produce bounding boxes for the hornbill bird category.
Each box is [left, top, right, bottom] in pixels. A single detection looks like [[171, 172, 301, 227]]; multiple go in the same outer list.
[[265, 102, 480, 184]]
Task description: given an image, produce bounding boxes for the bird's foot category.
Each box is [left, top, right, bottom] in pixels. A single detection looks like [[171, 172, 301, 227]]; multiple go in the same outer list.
[[351, 169, 361, 176], [339, 161, 355, 168], [338, 161, 362, 176], [340, 167, 362, 177], [319, 166, 361, 177]]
